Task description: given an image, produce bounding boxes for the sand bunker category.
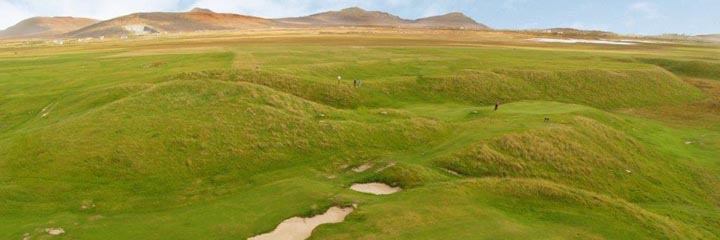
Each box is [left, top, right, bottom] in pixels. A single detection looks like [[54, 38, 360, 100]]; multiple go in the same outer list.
[[618, 39, 669, 44], [350, 183, 401, 195], [45, 228, 65, 235], [444, 168, 462, 176], [351, 163, 373, 173], [530, 38, 636, 45], [248, 206, 354, 240]]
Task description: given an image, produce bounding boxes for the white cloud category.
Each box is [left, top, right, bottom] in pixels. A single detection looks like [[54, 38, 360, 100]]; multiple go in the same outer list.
[[501, 0, 527, 12], [627, 1, 662, 20], [624, 1, 663, 33], [0, 1, 33, 30]]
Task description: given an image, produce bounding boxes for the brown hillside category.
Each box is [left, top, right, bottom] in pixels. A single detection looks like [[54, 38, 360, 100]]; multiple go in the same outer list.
[[277, 7, 408, 27], [67, 10, 272, 37], [0, 17, 98, 39], [413, 12, 489, 30]]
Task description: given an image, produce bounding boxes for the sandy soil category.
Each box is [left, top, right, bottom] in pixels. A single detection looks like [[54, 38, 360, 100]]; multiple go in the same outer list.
[[45, 228, 65, 235], [529, 38, 636, 45], [350, 183, 401, 195], [351, 163, 373, 173], [248, 206, 354, 240]]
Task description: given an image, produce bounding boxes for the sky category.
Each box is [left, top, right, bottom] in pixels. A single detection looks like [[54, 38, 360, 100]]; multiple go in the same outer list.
[[0, 0, 718, 35]]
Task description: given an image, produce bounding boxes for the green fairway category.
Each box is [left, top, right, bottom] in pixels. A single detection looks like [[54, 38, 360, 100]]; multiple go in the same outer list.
[[0, 31, 718, 239]]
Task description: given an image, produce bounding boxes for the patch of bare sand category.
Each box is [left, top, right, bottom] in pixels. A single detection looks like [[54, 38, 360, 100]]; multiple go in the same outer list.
[[45, 228, 64, 235], [350, 183, 401, 195], [351, 163, 373, 173], [248, 206, 354, 240]]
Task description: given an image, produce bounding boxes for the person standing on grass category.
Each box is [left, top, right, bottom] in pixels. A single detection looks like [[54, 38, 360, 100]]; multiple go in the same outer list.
[[495, 101, 500, 111]]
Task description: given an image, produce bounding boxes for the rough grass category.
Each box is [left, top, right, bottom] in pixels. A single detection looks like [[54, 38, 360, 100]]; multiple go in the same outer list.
[[639, 58, 720, 81], [435, 116, 716, 206], [404, 68, 702, 108], [173, 67, 703, 110], [0, 31, 718, 239], [314, 178, 706, 240]]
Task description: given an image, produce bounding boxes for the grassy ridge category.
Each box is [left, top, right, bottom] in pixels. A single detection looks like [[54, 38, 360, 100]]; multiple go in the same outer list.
[[0, 79, 444, 213], [314, 178, 705, 240], [0, 32, 718, 239], [639, 58, 720, 80], [175, 67, 703, 110], [435, 115, 715, 205]]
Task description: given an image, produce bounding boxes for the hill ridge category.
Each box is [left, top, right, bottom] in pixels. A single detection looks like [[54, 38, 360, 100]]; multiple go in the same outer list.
[[0, 16, 98, 39], [3, 7, 490, 38]]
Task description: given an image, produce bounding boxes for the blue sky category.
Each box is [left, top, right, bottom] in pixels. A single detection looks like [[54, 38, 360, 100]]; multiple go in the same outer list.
[[1, 0, 718, 35]]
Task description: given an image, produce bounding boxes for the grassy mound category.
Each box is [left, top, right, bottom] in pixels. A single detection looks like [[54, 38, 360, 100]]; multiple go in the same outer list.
[[434, 116, 715, 205], [639, 58, 720, 81], [174, 68, 703, 110], [314, 178, 707, 240], [1, 33, 719, 239], [0, 79, 444, 214], [375, 68, 703, 109]]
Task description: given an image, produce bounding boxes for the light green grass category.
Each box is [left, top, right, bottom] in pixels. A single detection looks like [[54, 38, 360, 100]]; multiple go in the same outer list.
[[0, 32, 718, 239]]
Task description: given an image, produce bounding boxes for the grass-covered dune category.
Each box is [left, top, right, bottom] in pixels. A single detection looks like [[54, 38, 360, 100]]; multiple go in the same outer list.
[[0, 30, 718, 239], [639, 58, 720, 81], [178, 67, 703, 109]]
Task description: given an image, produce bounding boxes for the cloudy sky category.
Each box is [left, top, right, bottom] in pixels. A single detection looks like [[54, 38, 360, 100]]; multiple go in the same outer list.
[[1, 0, 718, 35]]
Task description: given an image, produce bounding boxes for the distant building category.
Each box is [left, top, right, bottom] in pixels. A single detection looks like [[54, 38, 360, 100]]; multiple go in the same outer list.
[[52, 39, 64, 45], [120, 34, 128, 40], [99, 36, 105, 40]]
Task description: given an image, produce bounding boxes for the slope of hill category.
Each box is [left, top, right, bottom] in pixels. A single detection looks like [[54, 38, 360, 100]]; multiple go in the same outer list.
[[5, 7, 491, 38], [697, 34, 720, 42], [67, 9, 272, 37], [277, 7, 489, 29], [277, 7, 408, 27], [413, 12, 489, 30], [0, 17, 98, 39]]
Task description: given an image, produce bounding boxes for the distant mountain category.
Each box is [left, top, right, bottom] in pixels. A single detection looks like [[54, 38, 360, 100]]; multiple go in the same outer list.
[[413, 12, 489, 30], [67, 9, 272, 38], [0, 17, 98, 39], [277, 7, 489, 30], [3, 7, 490, 39], [189, 7, 215, 13], [277, 7, 407, 27]]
